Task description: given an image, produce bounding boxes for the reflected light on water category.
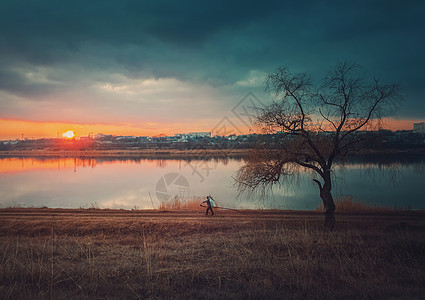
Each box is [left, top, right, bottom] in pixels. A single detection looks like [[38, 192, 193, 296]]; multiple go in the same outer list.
[[0, 156, 424, 210], [0, 158, 97, 173], [0, 157, 168, 174]]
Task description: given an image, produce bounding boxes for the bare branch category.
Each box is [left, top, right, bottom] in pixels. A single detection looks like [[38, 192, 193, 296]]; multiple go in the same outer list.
[[236, 61, 402, 227]]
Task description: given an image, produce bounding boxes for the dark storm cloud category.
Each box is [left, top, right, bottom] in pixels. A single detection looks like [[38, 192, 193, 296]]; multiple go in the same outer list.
[[0, 0, 424, 119], [0, 68, 65, 97], [0, 0, 279, 62]]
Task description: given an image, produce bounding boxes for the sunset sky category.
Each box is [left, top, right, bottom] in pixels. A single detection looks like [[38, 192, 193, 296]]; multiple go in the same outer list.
[[1, 0, 424, 140]]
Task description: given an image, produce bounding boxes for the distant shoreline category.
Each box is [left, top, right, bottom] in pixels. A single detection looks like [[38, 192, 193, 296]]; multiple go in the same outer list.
[[0, 148, 252, 158], [1, 147, 425, 159]]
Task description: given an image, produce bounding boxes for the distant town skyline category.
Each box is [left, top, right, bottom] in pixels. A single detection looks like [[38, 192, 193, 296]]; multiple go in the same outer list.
[[1, 1, 424, 140], [2, 121, 424, 142]]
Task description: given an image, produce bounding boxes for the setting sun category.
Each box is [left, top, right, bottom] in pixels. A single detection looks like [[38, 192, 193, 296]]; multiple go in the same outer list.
[[62, 130, 75, 139]]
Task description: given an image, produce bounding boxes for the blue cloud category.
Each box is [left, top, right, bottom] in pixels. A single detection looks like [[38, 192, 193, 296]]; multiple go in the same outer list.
[[0, 0, 424, 120]]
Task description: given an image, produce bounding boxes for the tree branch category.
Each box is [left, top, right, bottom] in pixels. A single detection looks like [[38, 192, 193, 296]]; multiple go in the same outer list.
[[296, 160, 324, 177]]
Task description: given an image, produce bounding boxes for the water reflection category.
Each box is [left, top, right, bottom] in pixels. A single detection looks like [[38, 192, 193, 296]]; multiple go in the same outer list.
[[0, 155, 424, 210], [0, 157, 240, 174]]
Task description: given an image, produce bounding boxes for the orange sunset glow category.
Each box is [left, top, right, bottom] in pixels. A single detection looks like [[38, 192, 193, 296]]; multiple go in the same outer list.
[[0, 118, 248, 140], [0, 157, 95, 173], [0, 118, 418, 140]]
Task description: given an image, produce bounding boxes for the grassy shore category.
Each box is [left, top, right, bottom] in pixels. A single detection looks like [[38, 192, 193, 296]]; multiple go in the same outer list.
[[1, 208, 424, 299]]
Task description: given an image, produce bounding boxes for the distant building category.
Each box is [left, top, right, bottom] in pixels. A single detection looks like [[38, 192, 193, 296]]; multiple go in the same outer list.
[[173, 134, 188, 142], [413, 122, 425, 134], [174, 132, 211, 140], [188, 132, 211, 138], [95, 133, 113, 140]]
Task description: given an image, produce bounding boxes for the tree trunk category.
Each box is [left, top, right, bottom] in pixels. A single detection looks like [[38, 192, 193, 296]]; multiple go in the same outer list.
[[321, 184, 335, 230], [313, 171, 336, 230]]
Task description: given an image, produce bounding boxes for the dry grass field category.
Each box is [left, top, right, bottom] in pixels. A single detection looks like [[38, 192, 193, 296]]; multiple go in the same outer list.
[[1, 207, 425, 299]]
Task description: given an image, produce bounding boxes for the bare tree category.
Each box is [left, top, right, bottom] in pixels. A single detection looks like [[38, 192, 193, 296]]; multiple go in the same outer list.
[[235, 62, 401, 229]]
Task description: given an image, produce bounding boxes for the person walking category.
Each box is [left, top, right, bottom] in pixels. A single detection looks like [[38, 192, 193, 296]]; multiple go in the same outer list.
[[202, 195, 215, 215]]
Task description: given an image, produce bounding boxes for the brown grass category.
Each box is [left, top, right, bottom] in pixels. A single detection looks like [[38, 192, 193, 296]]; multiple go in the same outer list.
[[1, 208, 424, 299], [158, 196, 205, 211], [317, 195, 395, 212]]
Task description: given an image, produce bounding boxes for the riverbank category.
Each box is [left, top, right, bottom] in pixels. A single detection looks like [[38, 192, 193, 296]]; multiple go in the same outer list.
[[0, 149, 251, 159], [1, 208, 424, 299], [1, 147, 425, 159]]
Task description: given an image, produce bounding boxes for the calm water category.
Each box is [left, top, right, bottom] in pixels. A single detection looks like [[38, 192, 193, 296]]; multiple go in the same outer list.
[[0, 156, 424, 210]]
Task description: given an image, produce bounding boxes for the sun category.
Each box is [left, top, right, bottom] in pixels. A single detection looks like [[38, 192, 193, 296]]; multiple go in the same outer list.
[[62, 130, 75, 139]]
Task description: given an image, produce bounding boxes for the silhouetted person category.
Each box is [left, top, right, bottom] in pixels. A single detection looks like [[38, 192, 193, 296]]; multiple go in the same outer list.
[[202, 195, 215, 215]]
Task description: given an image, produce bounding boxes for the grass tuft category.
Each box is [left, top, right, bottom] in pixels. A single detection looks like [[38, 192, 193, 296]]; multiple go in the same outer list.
[[158, 196, 204, 211], [317, 195, 395, 212]]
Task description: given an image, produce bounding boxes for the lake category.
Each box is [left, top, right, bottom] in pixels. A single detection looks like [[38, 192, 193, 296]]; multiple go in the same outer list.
[[1, 155, 424, 210]]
